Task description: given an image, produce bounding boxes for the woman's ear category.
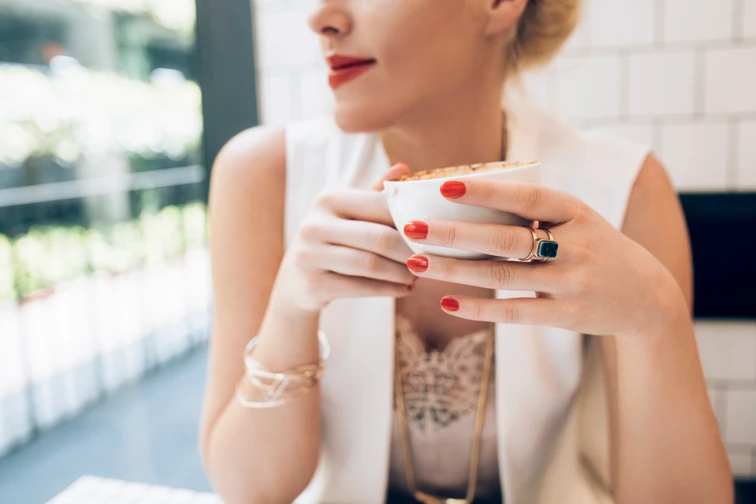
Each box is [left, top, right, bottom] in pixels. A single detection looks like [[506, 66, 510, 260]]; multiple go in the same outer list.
[[484, 0, 528, 36]]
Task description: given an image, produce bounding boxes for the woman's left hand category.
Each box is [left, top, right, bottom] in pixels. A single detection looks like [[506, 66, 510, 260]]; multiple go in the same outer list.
[[403, 179, 688, 338]]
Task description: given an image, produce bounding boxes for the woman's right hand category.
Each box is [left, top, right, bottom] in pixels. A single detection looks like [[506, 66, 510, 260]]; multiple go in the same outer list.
[[274, 164, 416, 314]]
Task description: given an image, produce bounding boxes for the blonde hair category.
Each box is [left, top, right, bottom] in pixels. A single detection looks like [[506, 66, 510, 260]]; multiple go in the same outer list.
[[508, 0, 582, 71]]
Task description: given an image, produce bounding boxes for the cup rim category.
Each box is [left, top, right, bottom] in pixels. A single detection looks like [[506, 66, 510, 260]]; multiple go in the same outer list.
[[384, 160, 539, 185]]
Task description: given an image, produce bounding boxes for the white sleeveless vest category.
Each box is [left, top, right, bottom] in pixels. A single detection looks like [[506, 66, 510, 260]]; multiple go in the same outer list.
[[284, 91, 650, 504]]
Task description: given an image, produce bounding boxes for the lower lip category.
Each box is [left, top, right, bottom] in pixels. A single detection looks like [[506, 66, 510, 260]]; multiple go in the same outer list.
[[328, 62, 375, 89]]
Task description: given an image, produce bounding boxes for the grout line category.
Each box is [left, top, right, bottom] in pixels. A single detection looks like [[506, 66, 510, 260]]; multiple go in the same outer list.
[[576, 112, 756, 126], [706, 379, 756, 389], [291, 73, 303, 122], [695, 49, 706, 117], [619, 52, 629, 120], [734, 0, 745, 41], [561, 37, 756, 57], [720, 384, 729, 435], [726, 443, 756, 453], [655, 0, 666, 46], [652, 119, 663, 154]]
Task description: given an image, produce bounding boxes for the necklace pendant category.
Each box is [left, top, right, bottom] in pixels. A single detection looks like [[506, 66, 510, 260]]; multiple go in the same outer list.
[[414, 491, 469, 504]]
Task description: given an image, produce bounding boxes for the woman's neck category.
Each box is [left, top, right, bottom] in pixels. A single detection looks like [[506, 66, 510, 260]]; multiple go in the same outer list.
[[380, 80, 506, 173]]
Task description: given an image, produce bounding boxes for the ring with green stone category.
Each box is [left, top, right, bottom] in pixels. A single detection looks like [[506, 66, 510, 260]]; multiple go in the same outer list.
[[520, 226, 559, 262]]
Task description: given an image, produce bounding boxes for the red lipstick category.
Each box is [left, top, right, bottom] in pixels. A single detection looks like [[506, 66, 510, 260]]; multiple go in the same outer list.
[[326, 54, 376, 89]]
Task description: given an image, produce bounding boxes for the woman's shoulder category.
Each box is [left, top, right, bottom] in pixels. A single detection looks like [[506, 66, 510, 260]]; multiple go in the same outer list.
[[211, 125, 286, 195], [208, 126, 287, 237]]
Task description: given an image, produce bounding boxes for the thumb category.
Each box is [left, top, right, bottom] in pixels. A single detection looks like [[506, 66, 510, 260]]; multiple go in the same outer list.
[[369, 163, 410, 191]]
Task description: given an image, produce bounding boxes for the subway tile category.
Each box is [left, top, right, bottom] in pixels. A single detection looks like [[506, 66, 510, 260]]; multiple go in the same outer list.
[[260, 74, 295, 126], [744, 0, 756, 38], [554, 55, 621, 119], [663, 0, 734, 43], [587, 0, 655, 47], [705, 47, 756, 114], [728, 452, 755, 477], [726, 388, 756, 446], [628, 51, 697, 117], [658, 123, 729, 191], [299, 70, 334, 119], [695, 322, 756, 381], [708, 388, 727, 430], [585, 124, 655, 149], [256, 11, 322, 69], [737, 121, 756, 190]]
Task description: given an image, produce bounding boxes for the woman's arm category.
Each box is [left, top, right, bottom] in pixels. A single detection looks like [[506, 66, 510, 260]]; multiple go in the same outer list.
[[199, 128, 415, 503], [602, 155, 732, 503], [396, 161, 732, 503], [199, 126, 322, 503]]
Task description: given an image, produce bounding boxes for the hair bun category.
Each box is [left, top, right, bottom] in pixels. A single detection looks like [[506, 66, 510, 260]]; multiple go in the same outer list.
[[510, 0, 582, 71]]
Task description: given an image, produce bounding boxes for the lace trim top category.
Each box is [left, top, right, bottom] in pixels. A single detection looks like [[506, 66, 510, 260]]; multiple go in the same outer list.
[[388, 315, 501, 500]]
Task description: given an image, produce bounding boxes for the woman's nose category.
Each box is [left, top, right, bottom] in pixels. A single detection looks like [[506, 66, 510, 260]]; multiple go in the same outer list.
[[307, 1, 353, 41]]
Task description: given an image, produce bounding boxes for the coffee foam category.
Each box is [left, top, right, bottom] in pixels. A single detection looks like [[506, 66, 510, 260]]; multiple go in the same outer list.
[[392, 161, 536, 182]]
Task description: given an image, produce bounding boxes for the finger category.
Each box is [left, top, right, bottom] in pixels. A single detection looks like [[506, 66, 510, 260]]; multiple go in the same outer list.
[[440, 179, 583, 224], [404, 220, 554, 260], [406, 254, 556, 293], [439, 295, 564, 327], [312, 245, 416, 286], [318, 189, 394, 227], [325, 273, 413, 299], [303, 219, 412, 263], [370, 163, 410, 191]]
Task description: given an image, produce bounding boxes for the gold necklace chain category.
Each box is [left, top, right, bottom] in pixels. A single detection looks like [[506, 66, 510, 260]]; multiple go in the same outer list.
[[394, 324, 496, 504]]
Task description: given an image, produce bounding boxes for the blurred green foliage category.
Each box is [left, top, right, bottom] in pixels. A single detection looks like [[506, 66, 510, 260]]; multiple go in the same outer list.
[[0, 202, 207, 302]]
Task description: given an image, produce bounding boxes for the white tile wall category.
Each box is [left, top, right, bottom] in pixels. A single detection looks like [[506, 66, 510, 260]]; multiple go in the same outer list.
[[554, 56, 621, 119], [696, 322, 756, 381], [628, 51, 697, 117], [260, 74, 295, 126], [737, 121, 756, 189], [253, 0, 756, 476], [663, 0, 734, 43], [585, 124, 656, 149], [704, 47, 756, 115], [744, 0, 756, 39], [659, 122, 730, 191], [726, 389, 756, 445], [729, 452, 755, 478], [256, 11, 321, 69], [586, 0, 656, 47], [299, 70, 333, 119], [708, 388, 727, 429]]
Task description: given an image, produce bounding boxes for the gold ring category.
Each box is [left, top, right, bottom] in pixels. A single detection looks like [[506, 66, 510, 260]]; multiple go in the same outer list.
[[519, 226, 559, 262]]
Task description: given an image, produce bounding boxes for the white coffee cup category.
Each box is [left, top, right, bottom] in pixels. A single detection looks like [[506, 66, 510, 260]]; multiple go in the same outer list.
[[383, 160, 541, 259]]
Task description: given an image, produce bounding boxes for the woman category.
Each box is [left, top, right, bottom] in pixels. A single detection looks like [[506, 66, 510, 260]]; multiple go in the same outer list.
[[199, 0, 732, 502]]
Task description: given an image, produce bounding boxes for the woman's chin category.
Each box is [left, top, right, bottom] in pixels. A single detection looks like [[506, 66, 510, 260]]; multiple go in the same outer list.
[[332, 101, 395, 134]]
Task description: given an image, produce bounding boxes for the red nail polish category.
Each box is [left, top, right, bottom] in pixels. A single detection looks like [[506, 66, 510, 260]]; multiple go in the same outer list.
[[406, 256, 429, 273], [440, 297, 460, 312], [404, 221, 429, 240], [440, 181, 466, 199]]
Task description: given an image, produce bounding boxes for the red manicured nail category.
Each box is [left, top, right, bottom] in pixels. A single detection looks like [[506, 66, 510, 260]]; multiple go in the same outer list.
[[440, 181, 466, 199], [406, 256, 429, 273], [404, 221, 428, 240], [440, 297, 460, 312]]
